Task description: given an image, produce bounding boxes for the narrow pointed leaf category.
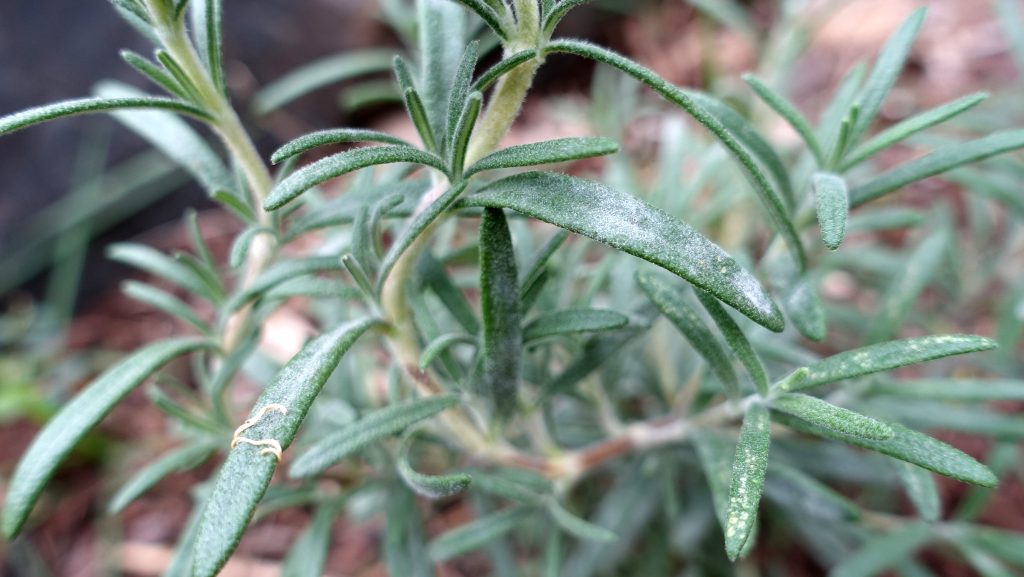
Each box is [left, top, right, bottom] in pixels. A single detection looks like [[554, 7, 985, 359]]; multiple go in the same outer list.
[[289, 395, 460, 479], [812, 172, 849, 250], [692, 431, 735, 528], [848, 8, 927, 144], [271, 129, 414, 164], [774, 413, 997, 487], [694, 290, 770, 395], [544, 40, 806, 267], [547, 499, 616, 542], [266, 145, 447, 210], [899, 462, 940, 522], [428, 508, 532, 562], [479, 208, 522, 417], [418, 0, 467, 138], [523, 308, 628, 343], [843, 92, 987, 169], [252, 50, 393, 114], [771, 394, 893, 440], [2, 338, 209, 538], [0, 96, 211, 136], [397, 434, 472, 499], [193, 318, 380, 577], [460, 172, 784, 331], [107, 243, 212, 300], [472, 50, 537, 93], [829, 522, 932, 577], [121, 281, 209, 334], [638, 272, 740, 398], [744, 74, 824, 165], [868, 229, 948, 342], [107, 442, 215, 514], [466, 137, 619, 177], [120, 50, 190, 100], [418, 254, 481, 334], [850, 129, 1024, 207], [226, 256, 340, 311], [450, 92, 482, 177], [724, 403, 771, 560], [766, 251, 827, 341], [445, 41, 480, 154]]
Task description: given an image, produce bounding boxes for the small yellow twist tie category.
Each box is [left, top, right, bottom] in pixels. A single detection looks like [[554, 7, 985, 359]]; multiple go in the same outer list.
[[231, 404, 288, 463]]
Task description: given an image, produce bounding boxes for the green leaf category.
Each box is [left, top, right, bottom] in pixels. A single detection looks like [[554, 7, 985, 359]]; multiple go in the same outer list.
[[288, 395, 459, 479], [107, 442, 215, 514], [460, 172, 784, 331], [773, 413, 997, 487], [783, 334, 997, 392], [188, 0, 225, 93], [377, 182, 469, 289], [403, 87, 439, 152], [692, 431, 734, 529], [192, 318, 380, 577], [270, 129, 414, 164], [744, 74, 824, 165], [418, 254, 481, 334], [0, 95, 211, 137], [1, 338, 209, 538], [154, 50, 204, 104], [694, 290, 770, 395], [95, 82, 233, 195], [842, 92, 987, 169], [547, 499, 616, 543], [252, 50, 393, 114], [724, 403, 771, 561], [121, 281, 209, 334], [107, 243, 214, 301], [520, 228, 569, 300], [445, 41, 480, 155], [764, 464, 860, 521], [542, 0, 594, 36], [418, 0, 468, 139], [280, 505, 336, 577], [544, 39, 805, 269], [869, 379, 1024, 401], [447, 0, 509, 39], [120, 50, 190, 100], [850, 129, 1024, 207], [765, 250, 826, 341], [847, 8, 927, 144], [428, 507, 532, 562], [226, 256, 340, 311], [898, 462, 940, 522], [829, 522, 932, 577], [479, 208, 523, 417], [450, 92, 483, 177], [771, 394, 893, 440], [869, 229, 949, 342], [812, 172, 849, 251], [472, 50, 538, 93], [466, 137, 619, 177], [397, 433, 472, 499], [859, 399, 1024, 440], [523, 308, 628, 343], [420, 333, 477, 370], [637, 272, 740, 398], [266, 146, 447, 210]]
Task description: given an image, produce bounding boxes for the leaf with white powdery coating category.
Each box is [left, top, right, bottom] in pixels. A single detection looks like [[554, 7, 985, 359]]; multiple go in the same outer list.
[[270, 129, 414, 164], [2, 338, 210, 538], [783, 334, 997, 392], [694, 290, 770, 395], [0, 96, 212, 136], [192, 318, 381, 577], [479, 208, 522, 418], [459, 172, 783, 332], [725, 403, 771, 560], [466, 137, 619, 177], [523, 308, 628, 343], [771, 394, 893, 440], [812, 172, 849, 251]]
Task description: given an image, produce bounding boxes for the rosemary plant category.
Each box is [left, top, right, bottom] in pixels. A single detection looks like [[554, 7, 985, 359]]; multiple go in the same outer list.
[[3, 1, 1024, 575]]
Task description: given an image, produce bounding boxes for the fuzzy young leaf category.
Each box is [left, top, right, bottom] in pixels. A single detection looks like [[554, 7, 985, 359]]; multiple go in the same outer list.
[[428, 507, 532, 562], [189, 0, 225, 92], [830, 522, 933, 577], [266, 146, 447, 210], [724, 403, 771, 560], [449, 92, 482, 177], [694, 290, 770, 395], [108, 442, 215, 514], [847, 8, 926, 144], [899, 462, 941, 522], [193, 318, 380, 577], [472, 50, 538, 93], [523, 308, 629, 343], [637, 272, 740, 398], [460, 172, 784, 331], [397, 434, 472, 499], [812, 172, 849, 251], [2, 338, 210, 538], [120, 50, 190, 100], [842, 92, 988, 169], [0, 96, 211, 136], [289, 395, 460, 479], [479, 208, 523, 417], [744, 74, 824, 165], [466, 136, 619, 177], [850, 129, 1024, 207], [445, 41, 479, 154], [771, 394, 893, 441], [786, 335, 997, 392], [774, 413, 997, 487], [271, 129, 414, 164], [252, 50, 393, 114]]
